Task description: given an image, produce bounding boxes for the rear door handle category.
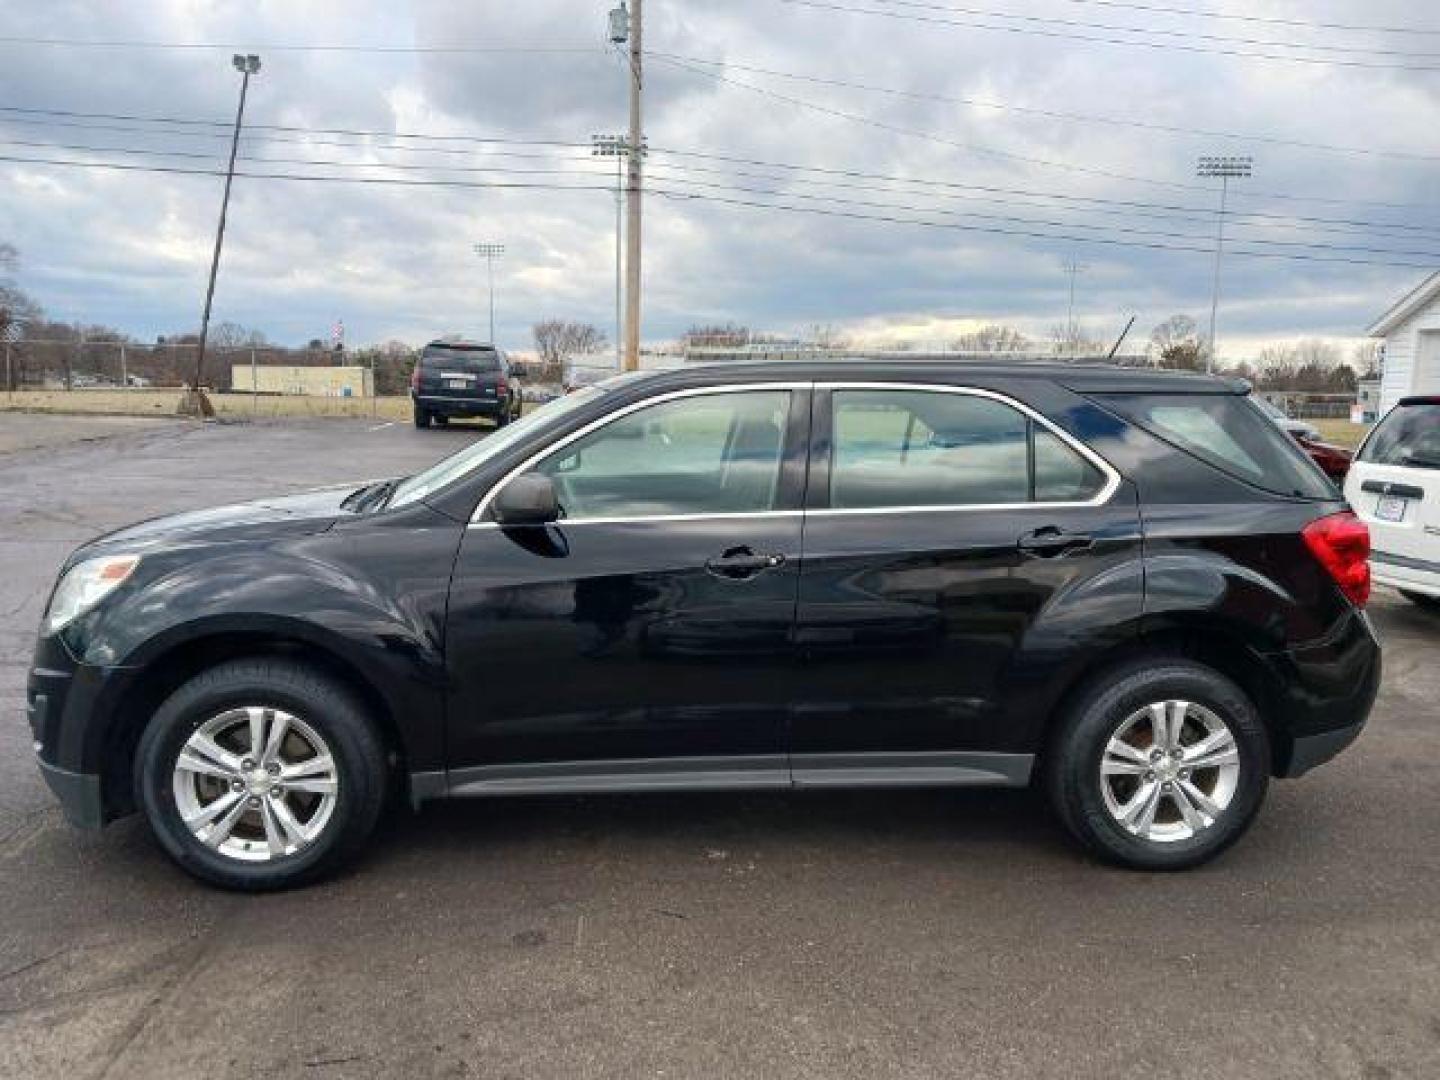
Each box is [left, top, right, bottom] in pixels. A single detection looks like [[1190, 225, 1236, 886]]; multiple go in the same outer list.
[[1017, 527, 1092, 558], [706, 547, 786, 579]]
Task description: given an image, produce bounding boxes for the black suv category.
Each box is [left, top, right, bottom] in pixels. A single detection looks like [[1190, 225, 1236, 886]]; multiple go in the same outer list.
[[29, 362, 1380, 890], [410, 339, 522, 428]]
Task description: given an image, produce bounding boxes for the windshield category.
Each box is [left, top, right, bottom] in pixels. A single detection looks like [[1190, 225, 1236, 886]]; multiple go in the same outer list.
[[422, 345, 500, 372], [1358, 401, 1440, 469], [389, 387, 604, 508]]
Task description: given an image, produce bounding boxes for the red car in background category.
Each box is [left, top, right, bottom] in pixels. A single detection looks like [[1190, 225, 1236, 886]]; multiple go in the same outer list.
[[1255, 398, 1353, 481]]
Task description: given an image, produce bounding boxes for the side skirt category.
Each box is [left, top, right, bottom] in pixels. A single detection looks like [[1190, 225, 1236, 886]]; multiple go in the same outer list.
[[411, 752, 1034, 805]]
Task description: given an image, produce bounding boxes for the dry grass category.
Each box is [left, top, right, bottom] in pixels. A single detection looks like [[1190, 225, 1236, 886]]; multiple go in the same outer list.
[[1312, 419, 1369, 449], [0, 389, 415, 421]]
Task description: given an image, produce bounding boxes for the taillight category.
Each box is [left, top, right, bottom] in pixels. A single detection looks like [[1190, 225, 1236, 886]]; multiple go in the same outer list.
[[496, 378, 508, 395], [1301, 511, 1370, 607], [410, 366, 420, 390]]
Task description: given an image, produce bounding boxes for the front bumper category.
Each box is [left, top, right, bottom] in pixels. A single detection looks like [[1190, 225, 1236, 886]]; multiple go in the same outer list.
[[38, 759, 104, 829], [29, 635, 138, 829]]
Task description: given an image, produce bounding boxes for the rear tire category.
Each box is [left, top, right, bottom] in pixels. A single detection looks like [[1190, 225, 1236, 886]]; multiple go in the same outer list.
[[1044, 659, 1270, 871], [134, 659, 387, 891], [433, 413, 449, 427], [412, 404, 430, 428], [1399, 590, 1440, 612]]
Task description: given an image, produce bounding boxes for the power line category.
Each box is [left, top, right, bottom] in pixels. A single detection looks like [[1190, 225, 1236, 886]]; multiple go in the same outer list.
[[4, 100, 1434, 219], [651, 52, 1440, 163], [2, 151, 1434, 268], [0, 37, 603, 55], [773, 0, 1440, 70], [5, 131, 1431, 247], [651, 52, 1440, 210], [872, 0, 1440, 37]]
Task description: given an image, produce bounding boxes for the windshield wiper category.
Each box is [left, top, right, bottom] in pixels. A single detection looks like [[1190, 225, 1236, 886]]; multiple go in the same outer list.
[[342, 477, 403, 512]]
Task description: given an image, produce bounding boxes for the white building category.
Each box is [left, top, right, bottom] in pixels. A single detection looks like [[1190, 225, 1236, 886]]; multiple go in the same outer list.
[[1369, 270, 1440, 413]]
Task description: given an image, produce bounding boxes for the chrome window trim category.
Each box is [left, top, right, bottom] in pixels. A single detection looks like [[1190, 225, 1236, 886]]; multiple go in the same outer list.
[[467, 378, 1122, 526], [469, 382, 807, 523], [816, 380, 1121, 512]]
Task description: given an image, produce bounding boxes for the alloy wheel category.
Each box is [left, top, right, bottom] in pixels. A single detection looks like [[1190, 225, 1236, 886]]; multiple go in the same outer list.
[[1099, 699, 1241, 843], [171, 706, 339, 862]]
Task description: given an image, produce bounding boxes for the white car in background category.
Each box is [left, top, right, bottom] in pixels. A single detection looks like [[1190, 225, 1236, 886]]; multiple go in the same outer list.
[[1345, 396, 1440, 610]]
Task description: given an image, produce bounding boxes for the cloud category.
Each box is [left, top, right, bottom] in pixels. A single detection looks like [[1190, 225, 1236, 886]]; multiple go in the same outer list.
[[0, 0, 1435, 361]]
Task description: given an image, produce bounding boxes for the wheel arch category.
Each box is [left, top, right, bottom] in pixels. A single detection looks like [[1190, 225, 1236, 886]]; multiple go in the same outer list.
[[98, 628, 412, 821], [1039, 621, 1295, 777]]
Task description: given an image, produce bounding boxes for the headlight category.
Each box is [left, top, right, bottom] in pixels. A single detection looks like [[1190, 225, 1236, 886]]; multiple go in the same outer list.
[[44, 554, 140, 635]]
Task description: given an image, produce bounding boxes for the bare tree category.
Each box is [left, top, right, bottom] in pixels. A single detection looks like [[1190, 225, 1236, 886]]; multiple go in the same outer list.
[[1147, 315, 1207, 370], [533, 319, 607, 381], [683, 323, 752, 348], [1352, 340, 1381, 379], [951, 324, 1031, 353], [1049, 322, 1107, 358]]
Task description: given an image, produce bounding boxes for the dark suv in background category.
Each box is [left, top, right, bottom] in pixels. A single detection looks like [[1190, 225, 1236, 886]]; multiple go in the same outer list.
[[410, 339, 523, 428], [30, 361, 1379, 890]]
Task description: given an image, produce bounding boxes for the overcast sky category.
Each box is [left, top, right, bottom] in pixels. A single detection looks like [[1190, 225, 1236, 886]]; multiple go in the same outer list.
[[0, 0, 1437, 360]]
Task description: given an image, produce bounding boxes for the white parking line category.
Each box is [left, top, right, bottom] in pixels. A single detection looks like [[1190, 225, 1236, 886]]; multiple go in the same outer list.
[[367, 422, 396, 432]]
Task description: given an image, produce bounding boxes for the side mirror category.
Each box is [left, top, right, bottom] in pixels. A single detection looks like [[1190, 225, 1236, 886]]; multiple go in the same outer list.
[[492, 473, 559, 526]]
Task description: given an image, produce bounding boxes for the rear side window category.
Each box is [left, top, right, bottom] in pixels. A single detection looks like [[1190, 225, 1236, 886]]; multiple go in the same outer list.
[[828, 389, 1107, 509], [423, 346, 500, 372], [1359, 401, 1440, 469], [1096, 393, 1335, 499]]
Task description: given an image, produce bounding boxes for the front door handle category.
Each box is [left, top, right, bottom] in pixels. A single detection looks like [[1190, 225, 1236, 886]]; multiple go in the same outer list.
[[706, 547, 786, 579], [1017, 527, 1092, 558]]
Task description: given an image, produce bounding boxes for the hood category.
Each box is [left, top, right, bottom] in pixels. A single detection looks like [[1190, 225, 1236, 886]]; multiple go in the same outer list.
[[83, 482, 372, 554]]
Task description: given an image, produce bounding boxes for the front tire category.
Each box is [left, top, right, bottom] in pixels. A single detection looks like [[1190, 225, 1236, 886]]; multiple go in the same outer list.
[[135, 659, 387, 891], [1044, 659, 1270, 871]]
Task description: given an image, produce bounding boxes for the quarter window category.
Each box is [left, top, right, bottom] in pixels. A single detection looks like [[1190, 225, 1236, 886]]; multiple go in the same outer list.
[[827, 389, 1104, 509], [531, 390, 791, 520]]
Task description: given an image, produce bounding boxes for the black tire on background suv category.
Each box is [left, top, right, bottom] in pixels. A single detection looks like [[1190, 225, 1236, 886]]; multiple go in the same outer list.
[[1044, 659, 1270, 871], [1399, 590, 1440, 612], [412, 404, 430, 428], [134, 659, 388, 891]]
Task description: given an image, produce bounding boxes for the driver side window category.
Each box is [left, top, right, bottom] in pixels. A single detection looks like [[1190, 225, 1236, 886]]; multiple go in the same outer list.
[[533, 390, 791, 520]]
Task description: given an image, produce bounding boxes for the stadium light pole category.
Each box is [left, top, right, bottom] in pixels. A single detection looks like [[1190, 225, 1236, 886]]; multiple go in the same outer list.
[[1197, 155, 1252, 373], [191, 53, 260, 405], [473, 242, 505, 344]]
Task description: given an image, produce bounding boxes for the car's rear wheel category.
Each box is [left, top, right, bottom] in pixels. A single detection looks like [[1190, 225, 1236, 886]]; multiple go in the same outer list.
[[1399, 590, 1440, 612], [412, 404, 430, 428], [135, 659, 387, 891], [433, 413, 449, 427], [1045, 659, 1270, 870]]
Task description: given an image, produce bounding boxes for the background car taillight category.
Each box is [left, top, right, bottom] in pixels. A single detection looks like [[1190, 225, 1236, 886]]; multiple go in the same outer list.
[[409, 366, 420, 390], [1302, 511, 1371, 607], [496, 378, 508, 396]]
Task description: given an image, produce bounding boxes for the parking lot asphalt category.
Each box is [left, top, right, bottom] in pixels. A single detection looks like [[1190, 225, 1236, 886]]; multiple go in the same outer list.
[[1, 414, 1437, 1080]]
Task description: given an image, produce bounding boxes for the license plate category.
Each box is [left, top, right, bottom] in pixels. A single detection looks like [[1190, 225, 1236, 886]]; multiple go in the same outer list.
[[1375, 495, 1408, 522], [444, 379, 469, 390]]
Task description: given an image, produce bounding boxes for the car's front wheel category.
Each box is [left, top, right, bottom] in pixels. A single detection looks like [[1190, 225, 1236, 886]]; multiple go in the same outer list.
[[135, 659, 387, 891], [1045, 659, 1270, 870]]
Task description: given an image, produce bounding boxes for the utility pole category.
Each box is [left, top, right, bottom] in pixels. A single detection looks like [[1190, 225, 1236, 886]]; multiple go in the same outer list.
[[1062, 258, 1088, 359], [191, 53, 260, 404], [473, 242, 505, 344], [621, 0, 644, 371], [1197, 155, 1252, 374]]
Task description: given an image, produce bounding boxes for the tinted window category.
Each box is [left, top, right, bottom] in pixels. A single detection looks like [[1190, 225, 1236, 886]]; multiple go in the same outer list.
[[533, 390, 790, 519], [828, 389, 1104, 509], [1359, 401, 1440, 469], [423, 346, 500, 373], [1096, 393, 1335, 499]]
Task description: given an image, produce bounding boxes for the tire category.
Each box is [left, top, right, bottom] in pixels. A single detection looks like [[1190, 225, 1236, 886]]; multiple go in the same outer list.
[[412, 404, 430, 428], [1399, 590, 1440, 612], [1044, 658, 1270, 871], [494, 404, 511, 428], [134, 658, 388, 891], [433, 413, 449, 427]]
